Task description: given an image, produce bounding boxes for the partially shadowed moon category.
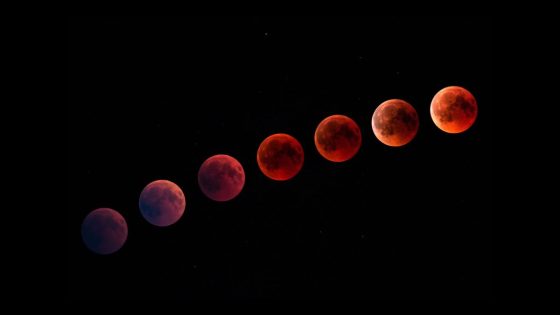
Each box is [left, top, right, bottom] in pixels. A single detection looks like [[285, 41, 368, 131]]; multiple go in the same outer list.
[[372, 99, 419, 147], [198, 154, 245, 202], [315, 115, 361, 162], [257, 133, 304, 181], [431, 86, 477, 133], [139, 180, 186, 227], [81, 208, 128, 255]]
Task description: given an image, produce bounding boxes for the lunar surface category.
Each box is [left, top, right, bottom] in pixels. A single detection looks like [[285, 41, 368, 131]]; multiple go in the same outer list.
[[198, 154, 245, 202], [315, 114, 361, 162], [431, 86, 477, 133], [372, 99, 419, 147], [81, 208, 128, 255], [257, 133, 304, 181], [139, 180, 186, 227]]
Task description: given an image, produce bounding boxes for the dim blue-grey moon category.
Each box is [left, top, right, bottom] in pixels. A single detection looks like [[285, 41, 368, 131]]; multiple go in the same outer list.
[[81, 208, 128, 255]]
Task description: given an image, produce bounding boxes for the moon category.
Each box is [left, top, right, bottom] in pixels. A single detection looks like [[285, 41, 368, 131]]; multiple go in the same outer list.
[[81, 208, 128, 255], [198, 154, 245, 202], [314, 114, 361, 162], [430, 86, 478, 133], [372, 99, 419, 147], [257, 133, 304, 181], [139, 180, 186, 227]]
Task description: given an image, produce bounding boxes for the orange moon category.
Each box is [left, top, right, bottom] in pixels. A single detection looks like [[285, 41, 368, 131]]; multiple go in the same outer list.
[[257, 133, 304, 181], [372, 99, 419, 147], [314, 115, 361, 162], [430, 86, 477, 133]]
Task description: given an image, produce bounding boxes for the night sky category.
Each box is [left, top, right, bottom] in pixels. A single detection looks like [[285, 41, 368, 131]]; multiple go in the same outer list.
[[67, 16, 493, 300]]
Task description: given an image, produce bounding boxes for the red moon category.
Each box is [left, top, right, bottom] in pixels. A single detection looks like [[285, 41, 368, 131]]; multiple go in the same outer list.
[[430, 86, 477, 133], [139, 180, 186, 227], [257, 133, 304, 181], [372, 99, 419, 147], [314, 115, 361, 162], [81, 208, 128, 255], [198, 154, 245, 202]]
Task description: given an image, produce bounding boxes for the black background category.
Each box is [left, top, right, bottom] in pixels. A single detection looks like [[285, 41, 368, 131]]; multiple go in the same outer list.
[[67, 16, 493, 300]]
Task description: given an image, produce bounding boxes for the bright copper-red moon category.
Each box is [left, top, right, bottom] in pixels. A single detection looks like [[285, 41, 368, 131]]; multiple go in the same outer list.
[[430, 86, 478, 134], [314, 115, 361, 162], [257, 133, 304, 181], [372, 99, 419, 147]]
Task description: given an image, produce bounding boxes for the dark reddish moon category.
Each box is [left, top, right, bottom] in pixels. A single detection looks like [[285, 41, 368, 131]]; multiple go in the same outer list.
[[430, 86, 478, 133], [81, 208, 128, 255], [257, 133, 304, 181], [372, 99, 419, 147], [198, 154, 245, 202], [139, 180, 186, 227], [315, 114, 361, 162]]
